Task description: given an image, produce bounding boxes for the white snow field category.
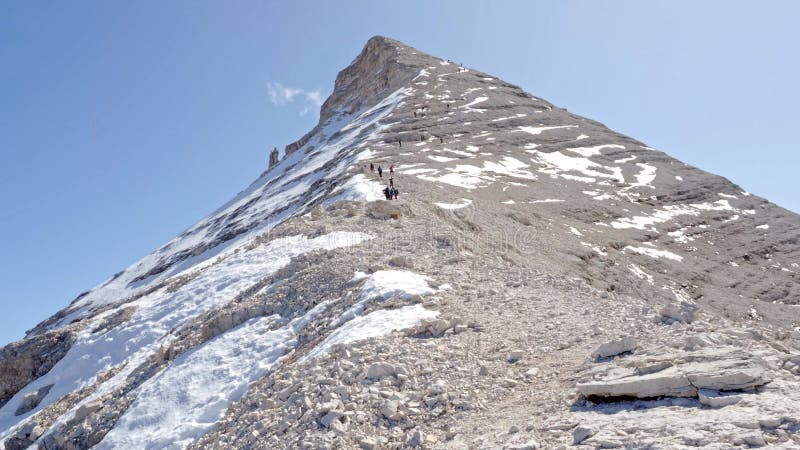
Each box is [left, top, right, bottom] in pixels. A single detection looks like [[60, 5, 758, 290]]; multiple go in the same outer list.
[[96, 315, 288, 450], [0, 232, 371, 444], [97, 293, 341, 449]]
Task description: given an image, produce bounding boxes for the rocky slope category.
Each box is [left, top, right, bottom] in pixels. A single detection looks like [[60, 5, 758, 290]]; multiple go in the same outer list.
[[1, 36, 799, 449]]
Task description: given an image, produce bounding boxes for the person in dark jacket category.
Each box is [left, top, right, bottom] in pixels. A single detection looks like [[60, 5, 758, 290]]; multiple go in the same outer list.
[[370, 162, 374, 173], [378, 165, 383, 177]]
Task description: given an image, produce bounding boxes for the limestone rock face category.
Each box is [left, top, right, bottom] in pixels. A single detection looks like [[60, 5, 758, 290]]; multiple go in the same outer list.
[[319, 36, 436, 125], [577, 345, 773, 400], [2, 36, 800, 449], [0, 328, 75, 408]]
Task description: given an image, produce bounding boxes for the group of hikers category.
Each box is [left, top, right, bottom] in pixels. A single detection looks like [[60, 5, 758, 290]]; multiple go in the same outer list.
[[368, 162, 400, 200]]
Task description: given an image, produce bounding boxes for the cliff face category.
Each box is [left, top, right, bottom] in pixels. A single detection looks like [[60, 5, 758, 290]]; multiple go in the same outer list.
[[2, 36, 800, 450], [320, 36, 436, 123], [284, 36, 437, 158]]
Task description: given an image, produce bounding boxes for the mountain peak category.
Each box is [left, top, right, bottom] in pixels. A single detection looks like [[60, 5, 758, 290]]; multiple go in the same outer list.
[[318, 36, 438, 124], [2, 36, 800, 450]]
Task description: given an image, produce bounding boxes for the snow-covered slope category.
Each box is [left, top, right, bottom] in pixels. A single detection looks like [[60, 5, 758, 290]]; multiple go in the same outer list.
[[2, 36, 799, 449]]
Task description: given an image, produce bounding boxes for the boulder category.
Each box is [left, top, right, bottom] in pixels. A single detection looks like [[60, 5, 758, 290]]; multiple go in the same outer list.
[[367, 202, 403, 220], [388, 255, 413, 269], [660, 302, 697, 324], [741, 434, 767, 447], [15, 384, 53, 416], [408, 430, 425, 447], [507, 350, 525, 363], [577, 346, 772, 401], [697, 389, 741, 408], [73, 400, 103, 422], [507, 440, 540, 450], [366, 362, 396, 380], [359, 437, 379, 450], [687, 366, 770, 391], [573, 426, 595, 445], [379, 399, 401, 420], [591, 336, 637, 360], [319, 410, 346, 428], [524, 367, 540, 378], [577, 368, 696, 399]]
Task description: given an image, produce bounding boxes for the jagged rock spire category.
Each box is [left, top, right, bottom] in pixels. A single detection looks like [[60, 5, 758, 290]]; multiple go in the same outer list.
[[268, 147, 279, 169]]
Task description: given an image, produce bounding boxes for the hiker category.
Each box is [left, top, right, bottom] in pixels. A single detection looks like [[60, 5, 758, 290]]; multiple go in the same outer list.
[[446, 103, 450, 110], [389, 165, 394, 175], [393, 187, 399, 200], [378, 165, 383, 177], [399, 139, 402, 147], [440, 136, 444, 144], [383, 186, 391, 200], [414, 111, 417, 118], [370, 162, 374, 173], [389, 177, 394, 187], [420, 134, 425, 141]]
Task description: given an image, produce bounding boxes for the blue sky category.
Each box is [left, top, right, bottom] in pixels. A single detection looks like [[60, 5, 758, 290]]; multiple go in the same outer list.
[[1, 1, 798, 345]]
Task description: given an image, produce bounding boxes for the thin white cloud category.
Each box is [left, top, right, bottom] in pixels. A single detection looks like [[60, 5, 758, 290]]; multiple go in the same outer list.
[[267, 81, 324, 116]]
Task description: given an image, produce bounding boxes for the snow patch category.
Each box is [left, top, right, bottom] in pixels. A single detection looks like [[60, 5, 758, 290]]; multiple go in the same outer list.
[[610, 200, 737, 231], [624, 245, 683, 261], [434, 199, 472, 210], [529, 150, 623, 184], [628, 264, 654, 284], [566, 144, 625, 158], [326, 174, 384, 203], [306, 305, 438, 359], [517, 125, 578, 136]]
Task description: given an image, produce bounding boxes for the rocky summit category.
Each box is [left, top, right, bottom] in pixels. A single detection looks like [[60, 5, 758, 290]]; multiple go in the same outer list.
[[1, 36, 799, 450]]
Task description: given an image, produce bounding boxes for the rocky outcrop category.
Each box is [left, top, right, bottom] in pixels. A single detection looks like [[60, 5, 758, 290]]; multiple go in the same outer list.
[[0, 328, 76, 408], [14, 384, 52, 416], [577, 344, 773, 401], [284, 130, 314, 157], [591, 336, 637, 360], [268, 146, 279, 168], [319, 36, 437, 124]]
